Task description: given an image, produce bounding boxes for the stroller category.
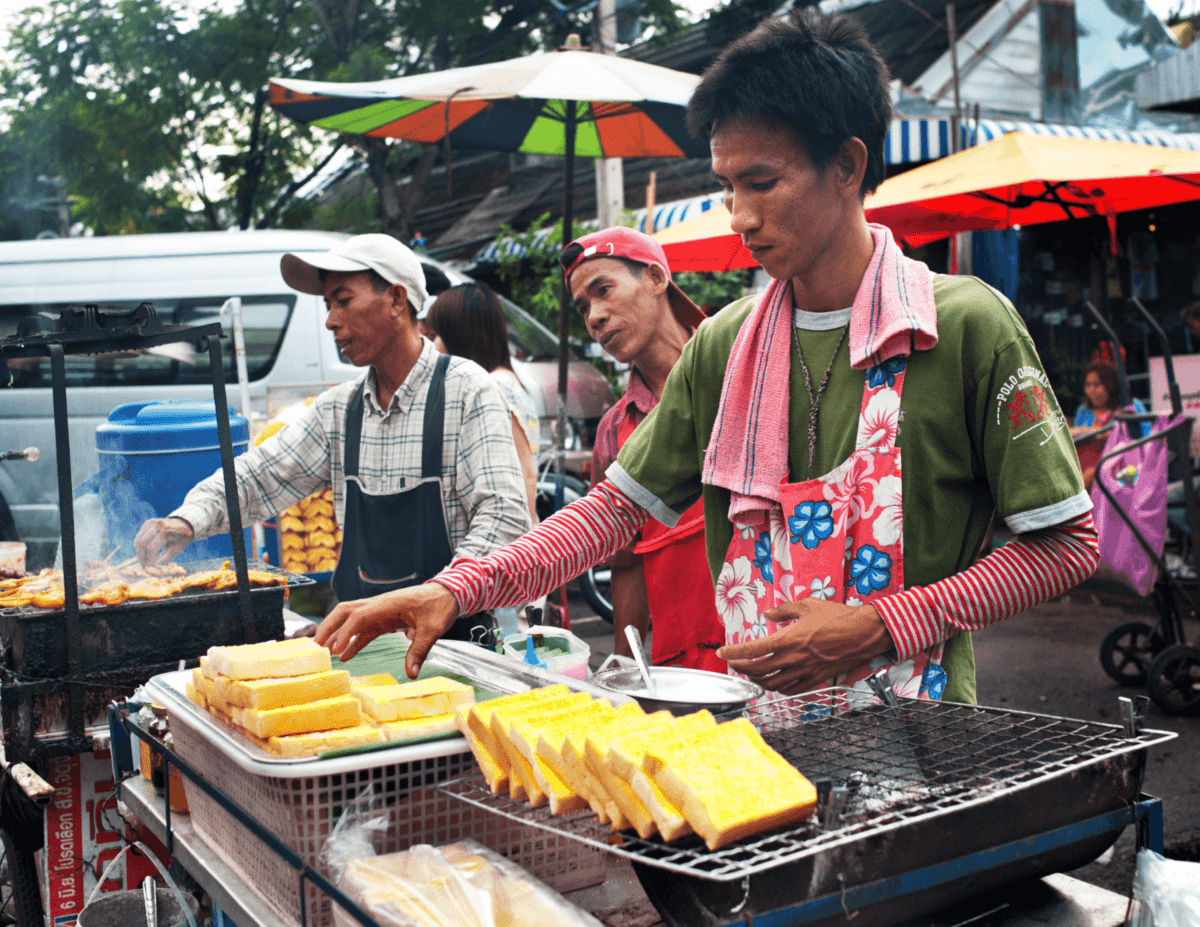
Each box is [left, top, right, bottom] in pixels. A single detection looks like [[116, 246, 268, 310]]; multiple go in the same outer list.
[[1088, 299, 1200, 715]]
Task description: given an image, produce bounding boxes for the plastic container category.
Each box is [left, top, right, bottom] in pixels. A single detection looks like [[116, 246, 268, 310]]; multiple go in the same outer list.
[[95, 401, 251, 562], [0, 541, 24, 574], [502, 626, 591, 680]]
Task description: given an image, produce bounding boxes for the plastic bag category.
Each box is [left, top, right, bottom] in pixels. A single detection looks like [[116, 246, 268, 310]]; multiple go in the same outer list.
[[1129, 848, 1200, 927], [332, 839, 605, 927], [1090, 414, 1179, 597], [319, 784, 390, 884]]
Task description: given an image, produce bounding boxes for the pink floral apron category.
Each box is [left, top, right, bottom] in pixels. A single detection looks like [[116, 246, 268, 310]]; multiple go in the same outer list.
[[717, 354, 947, 700]]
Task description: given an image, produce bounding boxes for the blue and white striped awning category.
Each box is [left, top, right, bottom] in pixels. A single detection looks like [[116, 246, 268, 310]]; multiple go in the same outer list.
[[885, 116, 1200, 165], [472, 192, 724, 264]]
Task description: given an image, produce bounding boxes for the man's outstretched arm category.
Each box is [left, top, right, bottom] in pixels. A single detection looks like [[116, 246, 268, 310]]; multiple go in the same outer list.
[[316, 480, 648, 675]]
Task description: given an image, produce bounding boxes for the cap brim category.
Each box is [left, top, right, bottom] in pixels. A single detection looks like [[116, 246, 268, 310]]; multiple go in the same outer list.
[[668, 283, 708, 328], [280, 251, 373, 296]]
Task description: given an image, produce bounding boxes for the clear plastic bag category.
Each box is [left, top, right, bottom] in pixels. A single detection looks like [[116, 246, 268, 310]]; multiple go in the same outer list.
[[1129, 848, 1200, 927], [319, 784, 391, 884], [331, 839, 605, 927]]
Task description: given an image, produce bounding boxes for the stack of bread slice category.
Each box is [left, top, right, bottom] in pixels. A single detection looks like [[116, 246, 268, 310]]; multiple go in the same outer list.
[[185, 638, 473, 758], [455, 685, 817, 850]]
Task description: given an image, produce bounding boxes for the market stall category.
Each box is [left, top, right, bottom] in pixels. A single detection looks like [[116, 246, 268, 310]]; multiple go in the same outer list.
[[103, 634, 1177, 927]]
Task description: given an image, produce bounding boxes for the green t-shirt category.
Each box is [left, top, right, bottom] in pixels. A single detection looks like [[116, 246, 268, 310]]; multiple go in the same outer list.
[[608, 275, 1088, 704]]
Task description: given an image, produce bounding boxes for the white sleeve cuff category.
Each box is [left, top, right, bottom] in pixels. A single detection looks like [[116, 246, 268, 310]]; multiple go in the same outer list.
[[606, 463, 683, 529], [1003, 491, 1092, 534]]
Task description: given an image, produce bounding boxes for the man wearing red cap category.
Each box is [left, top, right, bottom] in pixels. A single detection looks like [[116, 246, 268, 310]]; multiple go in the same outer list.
[[565, 228, 725, 673]]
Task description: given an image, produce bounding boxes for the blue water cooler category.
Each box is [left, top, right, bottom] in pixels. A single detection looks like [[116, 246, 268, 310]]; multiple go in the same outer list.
[[95, 401, 251, 563]]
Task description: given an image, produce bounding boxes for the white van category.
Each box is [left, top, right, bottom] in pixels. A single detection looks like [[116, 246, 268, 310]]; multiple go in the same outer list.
[[0, 230, 614, 568]]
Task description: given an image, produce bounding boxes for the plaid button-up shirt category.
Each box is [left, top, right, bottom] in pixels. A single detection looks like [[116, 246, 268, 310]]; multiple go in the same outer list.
[[175, 340, 532, 563]]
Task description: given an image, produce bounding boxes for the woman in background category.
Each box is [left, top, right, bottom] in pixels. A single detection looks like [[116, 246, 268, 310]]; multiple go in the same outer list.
[[425, 283, 540, 522], [1070, 359, 1148, 489]]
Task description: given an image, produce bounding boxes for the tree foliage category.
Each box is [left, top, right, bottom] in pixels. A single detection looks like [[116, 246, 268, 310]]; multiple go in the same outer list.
[[1, 0, 689, 240]]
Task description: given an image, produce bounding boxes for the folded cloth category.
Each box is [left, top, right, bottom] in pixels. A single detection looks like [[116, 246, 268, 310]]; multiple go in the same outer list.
[[702, 224, 938, 525]]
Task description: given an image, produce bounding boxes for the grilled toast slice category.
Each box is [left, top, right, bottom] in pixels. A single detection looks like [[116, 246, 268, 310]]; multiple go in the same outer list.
[[643, 718, 817, 850], [489, 693, 591, 806], [508, 699, 613, 814], [558, 703, 648, 829], [223, 670, 352, 711], [608, 710, 716, 842], [239, 694, 361, 739], [353, 677, 474, 722], [584, 711, 675, 838], [462, 685, 572, 796], [207, 638, 331, 681]]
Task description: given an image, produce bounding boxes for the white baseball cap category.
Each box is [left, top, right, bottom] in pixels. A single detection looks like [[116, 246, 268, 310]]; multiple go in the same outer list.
[[280, 234, 429, 311]]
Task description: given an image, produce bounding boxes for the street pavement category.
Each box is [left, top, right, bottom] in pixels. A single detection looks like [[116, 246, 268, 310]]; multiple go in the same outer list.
[[565, 574, 1200, 899]]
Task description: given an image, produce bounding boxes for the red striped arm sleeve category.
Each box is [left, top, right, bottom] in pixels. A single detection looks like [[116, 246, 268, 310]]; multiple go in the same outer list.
[[873, 512, 1099, 660], [433, 479, 647, 616]]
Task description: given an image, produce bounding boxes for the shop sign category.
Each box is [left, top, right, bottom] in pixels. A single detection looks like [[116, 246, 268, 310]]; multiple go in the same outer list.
[[43, 749, 159, 927], [1149, 355, 1200, 458]]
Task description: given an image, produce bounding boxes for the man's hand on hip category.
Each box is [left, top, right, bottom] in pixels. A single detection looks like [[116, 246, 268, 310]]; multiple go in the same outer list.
[[315, 582, 461, 676], [717, 600, 892, 695], [134, 517, 194, 568]]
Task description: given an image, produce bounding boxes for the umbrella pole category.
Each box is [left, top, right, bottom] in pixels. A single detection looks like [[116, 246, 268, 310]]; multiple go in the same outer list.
[[556, 104, 577, 509]]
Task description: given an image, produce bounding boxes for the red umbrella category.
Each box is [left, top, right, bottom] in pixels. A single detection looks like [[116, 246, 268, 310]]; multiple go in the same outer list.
[[651, 204, 757, 272]]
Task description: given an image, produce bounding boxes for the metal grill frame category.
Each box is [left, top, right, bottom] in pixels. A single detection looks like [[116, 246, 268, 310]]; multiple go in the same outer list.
[[0, 560, 314, 619], [436, 688, 1176, 883]]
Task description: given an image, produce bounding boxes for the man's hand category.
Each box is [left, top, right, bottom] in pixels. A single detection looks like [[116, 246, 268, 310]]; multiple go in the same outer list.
[[717, 599, 892, 695], [315, 582, 460, 676], [134, 517, 194, 568]]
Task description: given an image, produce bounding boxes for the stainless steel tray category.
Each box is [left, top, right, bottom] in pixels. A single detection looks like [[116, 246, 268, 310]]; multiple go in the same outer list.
[[436, 688, 1176, 884]]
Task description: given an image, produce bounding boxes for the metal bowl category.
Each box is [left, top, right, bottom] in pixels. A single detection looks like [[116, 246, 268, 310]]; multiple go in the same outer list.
[[591, 666, 764, 715]]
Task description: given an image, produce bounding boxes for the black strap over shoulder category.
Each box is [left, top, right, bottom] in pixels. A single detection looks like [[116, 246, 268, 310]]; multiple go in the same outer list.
[[343, 354, 449, 482], [422, 355, 449, 479]]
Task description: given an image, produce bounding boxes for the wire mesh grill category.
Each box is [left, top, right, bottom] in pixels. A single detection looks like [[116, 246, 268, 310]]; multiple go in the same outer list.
[[0, 560, 313, 618], [436, 688, 1176, 882]]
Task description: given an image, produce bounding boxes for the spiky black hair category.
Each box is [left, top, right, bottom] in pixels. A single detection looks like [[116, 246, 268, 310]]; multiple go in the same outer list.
[[687, 9, 892, 196]]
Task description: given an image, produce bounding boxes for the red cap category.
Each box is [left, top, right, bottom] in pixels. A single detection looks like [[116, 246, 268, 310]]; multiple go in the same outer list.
[[561, 227, 706, 328]]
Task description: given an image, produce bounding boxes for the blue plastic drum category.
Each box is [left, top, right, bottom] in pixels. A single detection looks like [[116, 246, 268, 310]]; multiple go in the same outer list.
[[95, 400, 251, 563]]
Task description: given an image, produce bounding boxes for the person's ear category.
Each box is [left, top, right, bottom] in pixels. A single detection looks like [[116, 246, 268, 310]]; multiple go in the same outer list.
[[836, 138, 869, 199], [390, 284, 410, 320], [646, 262, 670, 296]]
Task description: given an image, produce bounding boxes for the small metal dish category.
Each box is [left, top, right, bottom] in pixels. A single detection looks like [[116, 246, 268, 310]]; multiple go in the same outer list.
[[591, 665, 764, 716]]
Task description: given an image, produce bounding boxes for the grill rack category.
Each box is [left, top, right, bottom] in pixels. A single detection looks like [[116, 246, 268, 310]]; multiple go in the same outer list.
[[0, 560, 314, 618], [436, 688, 1176, 883]]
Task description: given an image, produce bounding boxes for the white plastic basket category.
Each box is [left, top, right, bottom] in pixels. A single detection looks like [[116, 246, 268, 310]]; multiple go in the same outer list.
[[163, 686, 605, 927]]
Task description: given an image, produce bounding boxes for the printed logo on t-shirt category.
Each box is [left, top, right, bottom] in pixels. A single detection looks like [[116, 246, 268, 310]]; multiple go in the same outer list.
[[994, 366, 1066, 444]]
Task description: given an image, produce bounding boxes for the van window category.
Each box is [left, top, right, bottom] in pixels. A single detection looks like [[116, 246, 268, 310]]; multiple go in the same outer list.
[[0, 296, 294, 388]]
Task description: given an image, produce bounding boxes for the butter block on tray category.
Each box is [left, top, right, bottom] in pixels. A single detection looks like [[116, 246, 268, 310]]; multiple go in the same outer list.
[[239, 694, 361, 739], [642, 717, 818, 851], [353, 677, 474, 722], [207, 637, 331, 681]]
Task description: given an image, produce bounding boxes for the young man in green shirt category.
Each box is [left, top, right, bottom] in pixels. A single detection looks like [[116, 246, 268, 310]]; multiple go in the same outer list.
[[316, 10, 1098, 700]]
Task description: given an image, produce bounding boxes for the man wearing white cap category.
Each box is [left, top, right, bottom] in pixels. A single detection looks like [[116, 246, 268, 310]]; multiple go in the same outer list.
[[135, 234, 531, 639]]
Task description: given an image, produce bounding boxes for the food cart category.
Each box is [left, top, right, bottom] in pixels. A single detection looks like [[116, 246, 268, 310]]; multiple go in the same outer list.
[[104, 637, 1175, 927], [0, 302, 308, 926]]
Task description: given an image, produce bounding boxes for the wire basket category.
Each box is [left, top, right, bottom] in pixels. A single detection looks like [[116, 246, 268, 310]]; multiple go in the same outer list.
[[170, 706, 605, 927]]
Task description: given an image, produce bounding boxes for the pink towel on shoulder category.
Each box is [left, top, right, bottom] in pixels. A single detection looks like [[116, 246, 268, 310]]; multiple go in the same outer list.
[[702, 224, 938, 525]]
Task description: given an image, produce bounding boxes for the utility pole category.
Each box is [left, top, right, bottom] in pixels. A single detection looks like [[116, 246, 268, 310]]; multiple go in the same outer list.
[[594, 0, 624, 228], [946, 3, 962, 153]]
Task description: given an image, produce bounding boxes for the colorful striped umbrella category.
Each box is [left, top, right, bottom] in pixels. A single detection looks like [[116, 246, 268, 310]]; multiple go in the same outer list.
[[269, 50, 705, 160], [270, 47, 706, 464]]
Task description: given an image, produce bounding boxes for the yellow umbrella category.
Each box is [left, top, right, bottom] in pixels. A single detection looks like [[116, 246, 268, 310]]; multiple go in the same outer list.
[[865, 131, 1200, 239]]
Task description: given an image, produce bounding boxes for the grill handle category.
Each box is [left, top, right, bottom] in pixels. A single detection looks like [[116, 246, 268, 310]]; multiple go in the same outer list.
[[1120, 695, 1150, 738]]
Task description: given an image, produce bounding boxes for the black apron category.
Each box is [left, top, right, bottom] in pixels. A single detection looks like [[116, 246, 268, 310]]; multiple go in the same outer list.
[[331, 356, 494, 643]]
